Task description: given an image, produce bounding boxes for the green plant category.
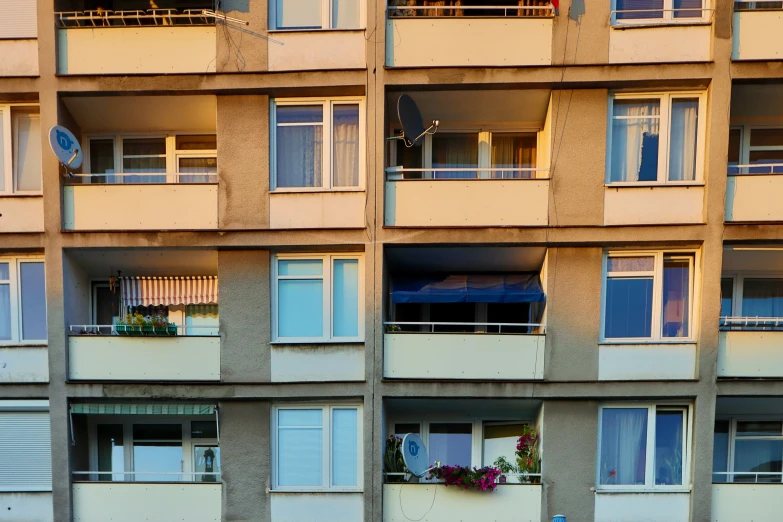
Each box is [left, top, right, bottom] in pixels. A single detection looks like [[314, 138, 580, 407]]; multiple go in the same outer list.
[[493, 456, 519, 474], [385, 324, 402, 333], [383, 435, 407, 474], [430, 465, 501, 491]]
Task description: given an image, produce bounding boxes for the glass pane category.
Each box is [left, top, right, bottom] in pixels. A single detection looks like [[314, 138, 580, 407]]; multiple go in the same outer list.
[[486, 303, 532, 334], [279, 280, 323, 338], [728, 128, 741, 166], [333, 0, 359, 28], [734, 440, 783, 483], [277, 105, 324, 124], [333, 259, 359, 337], [123, 138, 166, 156], [483, 423, 528, 469], [332, 409, 358, 486], [95, 284, 120, 326], [277, 125, 323, 188], [195, 446, 220, 482], [97, 424, 124, 482], [89, 139, 115, 183], [20, 262, 46, 341], [186, 304, 219, 336], [748, 150, 783, 174], [0, 283, 10, 341], [668, 99, 699, 181], [604, 278, 653, 338], [429, 423, 472, 467], [599, 408, 648, 485], [662, 256, 691, 338], [280, 409, 323, 427], [333, 105, 360, 187], [750, 128, 783, 147], [654, 410, 684, 485], [0, 263, 8, 280], [431, 133, 479, 179], [178, 157, 217, 184], [278, 409, 323, 486], [175, 135, 216, 150], [673, 0, 702, 18], [737, 421, 783, 436], [610, 100, 660, 182], [713, 420, 729, 483], [742, 279, 783, 318], [721, 278, 733, 318], [616, 0, 664, 19], [394, 423, 420, 437], [132, 424, 182, 482], [277, 0, 322, 28], [430, 302, 476, 333], [0, 110, 4, 189], [279, 259, 323, 276], [191, 421, 218, 439], [14, 114, 42, 192], [491, 133, 537, 179], [123, 138, 166, 183], [607, 256, 655, 273]]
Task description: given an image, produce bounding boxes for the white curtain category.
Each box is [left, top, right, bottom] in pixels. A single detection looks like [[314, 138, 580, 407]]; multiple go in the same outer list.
[[601, 408, 648, 485], [610, 101, 660, 183], [333, 105, 359, 187], [14, 113, 41, 192], [668, 99, 699, 181], [431, 133, 479, 179], [491, 133, 536, 179], [277, 125, 323, 188]]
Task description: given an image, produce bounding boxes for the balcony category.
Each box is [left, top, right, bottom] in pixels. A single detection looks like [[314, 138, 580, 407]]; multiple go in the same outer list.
[[55, 7, 217, 74], [732, 1, 783, 60], [385, 2, 553, 67], [726, 166, 783, 222]]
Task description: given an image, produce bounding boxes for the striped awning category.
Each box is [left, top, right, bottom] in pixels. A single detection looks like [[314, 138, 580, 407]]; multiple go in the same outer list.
[[121, 276, 218, 307], [70, 403, 215, 415]]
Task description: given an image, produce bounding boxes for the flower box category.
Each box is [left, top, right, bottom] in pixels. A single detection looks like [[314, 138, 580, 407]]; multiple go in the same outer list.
[[116, 324, 142, 336]]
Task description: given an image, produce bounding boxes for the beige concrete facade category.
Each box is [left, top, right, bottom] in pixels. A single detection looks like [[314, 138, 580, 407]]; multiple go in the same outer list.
[[1, 0, 780, 520]]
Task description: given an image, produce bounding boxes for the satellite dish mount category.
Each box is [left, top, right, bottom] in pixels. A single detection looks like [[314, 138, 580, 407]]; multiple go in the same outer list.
[[391, 94, 439, 148], [48, 125, 83, 177]]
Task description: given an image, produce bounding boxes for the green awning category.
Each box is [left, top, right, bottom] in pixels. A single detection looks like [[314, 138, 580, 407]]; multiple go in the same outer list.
[[70, 403, 215, 415]]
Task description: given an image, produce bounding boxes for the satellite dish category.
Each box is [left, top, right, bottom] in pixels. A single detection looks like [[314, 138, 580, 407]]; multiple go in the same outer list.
[[402, 433, 433, 477], [394, 94, 439, 148], [48, 125, 83, 171]]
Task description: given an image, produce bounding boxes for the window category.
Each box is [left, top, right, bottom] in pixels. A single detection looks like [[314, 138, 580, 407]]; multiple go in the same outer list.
[[602, 251, 696, 341], [727, 126, 783, 175], [272, 99, 364, 190], [272, 254, 363, 342], [0, 402, 51, 492], [388, 0, 554, 17], [713, 418, 783, 483], [598, 404, 690, 489], [271, 0, 361, 29], [273, 405, 362, 491], [0, 105, 41, 194], [720, 275, 783, 328], [607, 93, 706, 184], [612, 0, 705, 23], [390, 130, 539, 180], [0, 257, 46, 344], [84, 134, 217, 184]]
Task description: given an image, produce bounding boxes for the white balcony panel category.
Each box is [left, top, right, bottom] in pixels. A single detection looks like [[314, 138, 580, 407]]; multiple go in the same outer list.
[[269, 191, 365, 229], [595, 492, 689, 522], [384, 333, 545, 380], [271, 344, 364, 382], [599, 344, 696, 381], [385, 18, 552, 67], [604, 186, 704, 225], [733, 11, 783, 60], [268, 30, 366, 71], [271, 492, 362, 522], [609, 25, 711, 64], [0, 493, 53, 522], [385, 180, 549, 227], [0, 40, 38, 77], [57, 27, 216, 75], [62, 185, 218, 230], [0, 197, 44, 233], [0, 347, 48, 383], [383, 484, 541, 522], [72, 483, 221, 522], [726, 175, 783, 222], [712, 484, 783, 522], [68, 336, 220, 381], [717, 330, 783, 378]]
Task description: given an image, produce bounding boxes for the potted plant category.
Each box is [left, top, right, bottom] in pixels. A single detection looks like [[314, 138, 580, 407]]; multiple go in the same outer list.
[[492, 456, 517, 484], [385, 324, 402, 333], [116, 313, 146, 336], [383, 435, 409, 483], [429, 465, 501, 491], [150, 314, 170, 336], [515, 426, 541, 484]]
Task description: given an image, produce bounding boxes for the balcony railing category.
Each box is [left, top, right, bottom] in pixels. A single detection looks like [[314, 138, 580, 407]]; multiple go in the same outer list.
[[728, 163, 783, 175], [73, 471, 221, 482], [384, 321, 544, 334], [69, 324, 219, 336], [386, 4, 554, 18], [56, 9, 218, 27], [719, 316, 783, 331], [64, 173, 217, 185], [384, 472, 541, 484], [386, 167, 549, 180], [713, 471, 783, 483]]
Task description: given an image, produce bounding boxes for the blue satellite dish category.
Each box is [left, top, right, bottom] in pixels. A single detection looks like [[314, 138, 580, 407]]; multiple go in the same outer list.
[[48, 125, 83, 170], [401, 433, 430, 477]]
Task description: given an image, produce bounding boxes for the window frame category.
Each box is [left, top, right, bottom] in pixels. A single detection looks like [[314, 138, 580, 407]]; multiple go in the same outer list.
[[270, 98, 366, 192], [0, 104, 42, 196], [271, 403, 363, 492], [610, 0, 710, 26], [606, 92, 708, 186], [720, 272, 783, 318], [600, 250, 698, 343], [728, 124, 783, 173], [715, 416, 783, 483], [597, 403, 692, 492], [271, 253, 364, 343], [268, 0, 365, 30], [0, 255, 46, 346]]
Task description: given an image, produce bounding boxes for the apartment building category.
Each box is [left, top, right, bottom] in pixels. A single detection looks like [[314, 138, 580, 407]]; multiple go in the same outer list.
[[1, 0, 783, 521]]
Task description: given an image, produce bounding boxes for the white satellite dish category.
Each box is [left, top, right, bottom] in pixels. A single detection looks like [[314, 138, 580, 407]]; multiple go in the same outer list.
[[402, 433, 439, 477], [48, 125, 83, 171]]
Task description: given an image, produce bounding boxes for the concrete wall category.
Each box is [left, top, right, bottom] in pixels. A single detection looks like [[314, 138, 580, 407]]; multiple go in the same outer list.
[[219, 0, 268, 72], [271, 344, 364, 382], [0, 197, 44, 233], [268, 31, 366, 71], [0, 492, 52, 522], [0, 40, 39, 77]]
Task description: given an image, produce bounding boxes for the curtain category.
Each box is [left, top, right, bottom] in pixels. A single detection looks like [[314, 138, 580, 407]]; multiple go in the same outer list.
[[668, 99, 698, 181], [610, 100, 660, 182], [14, 114, 41, 192], [332, 0, 360, 27], [278, 409, 323, 486], [20, 262, 46, 342], [0, 283, 10, 341], [332, 409, 358, 486], [178, 157, 217, 184], [123, 138, 166, 184], [277, 106, 324, 188], [0, 110, 4, 190], [431, 133, 479, 179], [662, 256, 691, 337], [332, 259, 359, 337], [743, 279, 783, 318], [616, 0, 664, 20], [673, 0, 702, 18], [492, 133, 536, 179], [89, 138, 116, 184], [601, 408, 647, 485], [734, 439, 783, 483], [333, 105, 360, 187]]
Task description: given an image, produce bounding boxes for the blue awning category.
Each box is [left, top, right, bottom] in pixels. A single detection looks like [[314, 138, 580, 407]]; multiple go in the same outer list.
[[391, 274, 545, 304]]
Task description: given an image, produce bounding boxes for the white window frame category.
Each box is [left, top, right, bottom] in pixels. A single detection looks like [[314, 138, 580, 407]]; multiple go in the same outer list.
[[86, 416, 219, 483], [716, 416, 783, 483], [610, 0, 709, 25], [0, 255, 46, 346], [271, 403, 363, 492], [606, 92, 707, 185], [0, 104, 41, 195], [270, 98, 366, 192], [597, 403, 692, 492], [720, 272, 783, 318], [269, 0, 365, 30], [600, 250, 698, 343], [271, 253, 364, 343], [82, 133, 217, 184], [729, 124, 783, 170]]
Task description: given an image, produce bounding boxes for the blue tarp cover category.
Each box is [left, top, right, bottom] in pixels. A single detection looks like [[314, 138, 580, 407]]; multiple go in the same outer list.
[[391, 274, 545, 304]]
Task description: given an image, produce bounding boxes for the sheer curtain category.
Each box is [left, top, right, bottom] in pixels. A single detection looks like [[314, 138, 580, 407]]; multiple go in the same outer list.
[[491, 133, 536, 179], [616, 0, 664, 20], [601, 408, 648, 485], [123, 138, 166, 184], [610, 100, 660, 183], [178, 157, 217, 184], [742, 279, 783, 318], [13, 113, 42, 192], [276, 106, 324, 188], [431, 133, 478, 179], [333, 105, 359, 187], [668, 99, 699, 181]]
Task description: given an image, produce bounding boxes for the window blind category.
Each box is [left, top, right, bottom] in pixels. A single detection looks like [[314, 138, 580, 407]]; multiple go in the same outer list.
[[0, 412, 52, 491], [0, 0, 38, 38]]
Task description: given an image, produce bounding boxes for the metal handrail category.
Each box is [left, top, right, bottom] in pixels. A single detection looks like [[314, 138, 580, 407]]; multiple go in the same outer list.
[[384, 472, 542, 483], [384, 321, 545, 334], [63, 172, 217, 185], [719, 316, 783, 329], [385, 167, 549, 180], [69, 324, 219, 336], [713, 471, 783, 483], [73, 471, 221, 482], [727, 163, 783, 176], [386, 4, 554, 17]]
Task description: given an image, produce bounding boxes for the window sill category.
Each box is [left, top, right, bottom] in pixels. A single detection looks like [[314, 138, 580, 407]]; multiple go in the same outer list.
[[595, 488, 691, 494], [611, 20, 711, 30], [599, 340, 697, 345], [270, 340, 365, 346], [269, 488, 363, 493], [270, 188, 365, 194], [267, 28, 366, 33], [605, 182, 704, 188], [0, 343, 48, 348], [0, 193, 43, 198]]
